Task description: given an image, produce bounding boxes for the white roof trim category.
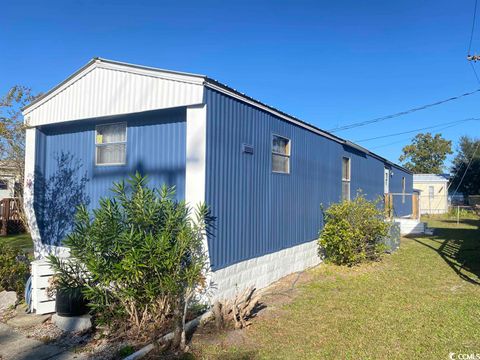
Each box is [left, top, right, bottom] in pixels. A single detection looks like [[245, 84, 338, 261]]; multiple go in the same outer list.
[[97, 60, 205, 85], [22, 58, 206, 116], [23, 60, 96, 116]]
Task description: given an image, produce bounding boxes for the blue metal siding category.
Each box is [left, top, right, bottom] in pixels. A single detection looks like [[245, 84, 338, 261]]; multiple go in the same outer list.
[[388, 166, 413, 217], [205, 88, 412, 270], [34, 108, 186, 245]]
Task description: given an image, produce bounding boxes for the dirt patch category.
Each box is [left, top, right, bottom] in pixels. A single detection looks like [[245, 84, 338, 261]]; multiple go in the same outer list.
[[185, 267, 319, 357]]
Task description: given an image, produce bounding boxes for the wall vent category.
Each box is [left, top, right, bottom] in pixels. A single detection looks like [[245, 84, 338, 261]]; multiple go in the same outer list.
[[242, 144, 254, 154]]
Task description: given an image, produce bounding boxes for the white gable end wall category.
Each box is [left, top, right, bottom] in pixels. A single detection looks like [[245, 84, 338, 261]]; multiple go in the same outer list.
[[24, 61, 205, 127]]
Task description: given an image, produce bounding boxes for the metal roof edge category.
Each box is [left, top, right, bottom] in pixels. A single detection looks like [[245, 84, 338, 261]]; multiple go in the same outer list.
[[22, 58, 98, 113], [204, 78, 412, 175], [95, 58, 206, 79]]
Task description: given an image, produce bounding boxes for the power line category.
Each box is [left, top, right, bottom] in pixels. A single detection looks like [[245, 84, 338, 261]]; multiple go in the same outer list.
[[369, 121, 474, 150], [329, 89, 480, 132], [468, 0, 478, 55], [355, 118, 480, 142], [469, 62, 480, 85], [369, 137, 413, 150], [449, 140, 480, 195]]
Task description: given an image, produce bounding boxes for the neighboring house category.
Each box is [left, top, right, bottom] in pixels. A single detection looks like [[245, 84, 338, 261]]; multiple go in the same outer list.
[[0, 161, 19, 201], [413, 174, 449, 214], [23, 58, 413, 301]]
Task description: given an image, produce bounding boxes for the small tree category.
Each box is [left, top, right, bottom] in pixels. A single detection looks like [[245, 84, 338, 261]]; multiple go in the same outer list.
[[450, 136, 480, 196], [0, 85, 41, 230], [318, 194, 389, 266], [399, 132, 452, 173], [49, 173, 212, 348]]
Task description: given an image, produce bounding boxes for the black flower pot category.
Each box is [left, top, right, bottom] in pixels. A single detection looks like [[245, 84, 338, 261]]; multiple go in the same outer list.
[[55, 288, 88, 317]]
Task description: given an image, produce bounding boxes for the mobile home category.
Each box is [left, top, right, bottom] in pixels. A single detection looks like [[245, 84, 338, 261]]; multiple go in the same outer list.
[[23, 58, 413, 301], [413, 174, 449, 214]]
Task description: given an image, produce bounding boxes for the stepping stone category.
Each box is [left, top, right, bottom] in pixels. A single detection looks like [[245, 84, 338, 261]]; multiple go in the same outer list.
[[0, 291, 17, 313], [6, 311, 50, 330]]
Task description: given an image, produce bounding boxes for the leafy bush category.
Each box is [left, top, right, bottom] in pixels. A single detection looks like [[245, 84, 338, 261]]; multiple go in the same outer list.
[[49, 173, 212, 348], [318, 194, 389, 266], [0, 243, 30, 297], [46, 256, 88, 297]]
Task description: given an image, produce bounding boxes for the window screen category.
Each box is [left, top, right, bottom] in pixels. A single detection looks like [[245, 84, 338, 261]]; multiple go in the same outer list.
[[95, 123, 127, 165], [0, 179, 8, 190], [272, 135, 290, 173], [342, 157, 351, 201]]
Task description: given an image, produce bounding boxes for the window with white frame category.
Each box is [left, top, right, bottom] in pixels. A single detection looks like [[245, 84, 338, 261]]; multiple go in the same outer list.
[[0, 179, 8, 190], [95, 123, 127, 166], [402, 177, 406, 204], [342, 157, 351, 201], [384, 168, 390, 194], [272, 135, 291, 173]]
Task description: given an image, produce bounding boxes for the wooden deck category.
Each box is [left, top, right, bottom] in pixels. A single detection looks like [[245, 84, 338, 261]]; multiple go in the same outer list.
[[0, 198, 25, 236]]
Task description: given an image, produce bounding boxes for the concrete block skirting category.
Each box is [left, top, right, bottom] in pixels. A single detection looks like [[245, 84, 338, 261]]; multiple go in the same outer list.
[[211, 239, 321, 300]]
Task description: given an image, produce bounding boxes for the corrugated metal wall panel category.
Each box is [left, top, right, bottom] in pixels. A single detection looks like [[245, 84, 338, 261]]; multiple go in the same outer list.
[[25, 66, 203, 127], [389, 166, 413, 217], [34, 108, 186, 245], [205, 88, 413, 270]]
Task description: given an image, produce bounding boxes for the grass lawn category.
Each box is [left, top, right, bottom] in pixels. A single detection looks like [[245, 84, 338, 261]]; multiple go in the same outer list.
[[191, 214, 480, 359], [0, 233, 33, 254]]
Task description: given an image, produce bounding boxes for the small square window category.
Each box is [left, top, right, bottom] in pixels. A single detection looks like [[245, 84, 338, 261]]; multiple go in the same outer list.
[[272, 135, 291, 173], [0, 179, 8, 190], [95, 123, 127, 166]]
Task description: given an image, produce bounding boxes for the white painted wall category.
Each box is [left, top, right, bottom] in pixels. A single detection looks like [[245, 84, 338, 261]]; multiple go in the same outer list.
[[0, 176, 15, 201], [185, 105, 207, 210]]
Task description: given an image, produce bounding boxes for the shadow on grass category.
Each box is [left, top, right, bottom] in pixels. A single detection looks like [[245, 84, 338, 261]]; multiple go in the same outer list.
[[437, 219, 480, 227], [411, 217, 480, 285]]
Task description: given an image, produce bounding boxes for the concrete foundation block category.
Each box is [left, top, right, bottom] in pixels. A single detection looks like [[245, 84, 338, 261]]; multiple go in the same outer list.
[[52, 314, 92, 333]]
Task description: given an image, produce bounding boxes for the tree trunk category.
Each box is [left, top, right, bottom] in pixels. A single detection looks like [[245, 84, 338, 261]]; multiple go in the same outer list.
[[171, 296, 184, 349]]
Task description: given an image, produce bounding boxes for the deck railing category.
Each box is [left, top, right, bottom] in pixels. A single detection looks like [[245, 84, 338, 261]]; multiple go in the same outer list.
[[384, 193, 420, 220], [0, 197, 24, 236]]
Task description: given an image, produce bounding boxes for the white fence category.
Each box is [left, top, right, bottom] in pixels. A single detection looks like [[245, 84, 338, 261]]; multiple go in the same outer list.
[[31, 260, 56, 314], [418, 194, 449, 215]]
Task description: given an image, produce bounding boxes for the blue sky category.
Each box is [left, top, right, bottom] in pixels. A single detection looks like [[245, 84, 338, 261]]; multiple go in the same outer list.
[[1, 0, 479, 169]]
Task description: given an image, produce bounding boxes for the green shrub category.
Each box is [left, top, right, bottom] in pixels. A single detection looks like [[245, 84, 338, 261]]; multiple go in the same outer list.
[[0, 243, 30, 297], [49, 173, 212, 348], [447, 206, 473, 219], [318, 194, 389, 266]]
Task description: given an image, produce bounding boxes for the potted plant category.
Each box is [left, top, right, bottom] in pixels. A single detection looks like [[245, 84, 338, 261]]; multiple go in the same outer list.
[[47, 255, 89, 317]]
